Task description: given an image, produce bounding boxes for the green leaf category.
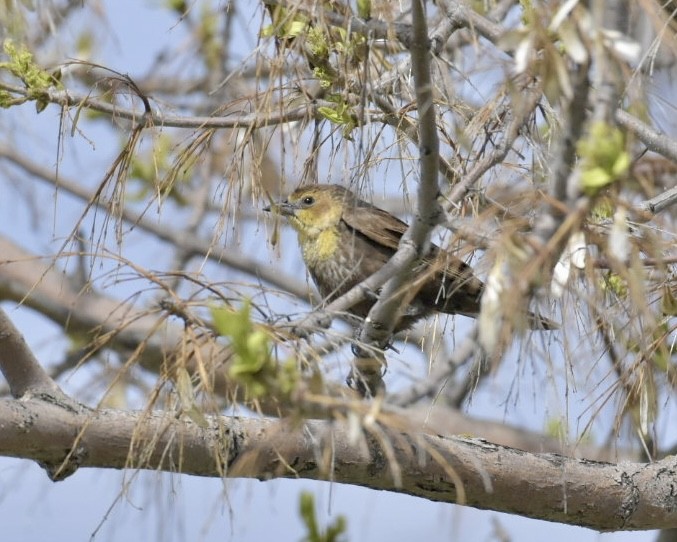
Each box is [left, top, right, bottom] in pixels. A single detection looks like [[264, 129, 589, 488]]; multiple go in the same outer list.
[[211, 302, 252, 341], [317, 106, 343, 124], [211, 302, 303, 399], [211, 302, 280, 398], [307, 26, 329, 59], [317, 100, 357, 138], [580, 167, 612, 190], [287, 20, 308, 38], [263, 6, 309, 40], [1, 39, 55, 92], [600, 272, 627, 298], [166, 0, 188, 13], [611, 151, 631, 177], [590, 198, 614, 221], [578, 121, 630, 195], [299, 492, 319, 540], [228, 331, 272, 377], [357, 0, 371, 19], [299, 491, 347, 542]]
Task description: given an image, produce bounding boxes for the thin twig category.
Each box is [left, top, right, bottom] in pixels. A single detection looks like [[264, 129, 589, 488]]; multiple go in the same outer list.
[[0, 81, 320, 130], [389, 326, 479, 407], [445, 81, 544, 206], [0, 145, 310, 301]]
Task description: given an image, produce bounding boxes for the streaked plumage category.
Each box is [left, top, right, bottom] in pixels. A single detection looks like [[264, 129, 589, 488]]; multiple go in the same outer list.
[[265, 184, 554, 332]]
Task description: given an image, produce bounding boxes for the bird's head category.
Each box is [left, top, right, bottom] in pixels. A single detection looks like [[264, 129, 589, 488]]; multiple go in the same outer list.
[[264, 185, 349, 238]]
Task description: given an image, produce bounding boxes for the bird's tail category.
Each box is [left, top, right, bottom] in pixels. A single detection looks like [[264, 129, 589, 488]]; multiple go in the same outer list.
[[455, 309, 559, 331]]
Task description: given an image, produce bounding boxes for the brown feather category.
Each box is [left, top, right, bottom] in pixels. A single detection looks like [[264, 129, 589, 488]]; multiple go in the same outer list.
[[341, 199, 408, 251]]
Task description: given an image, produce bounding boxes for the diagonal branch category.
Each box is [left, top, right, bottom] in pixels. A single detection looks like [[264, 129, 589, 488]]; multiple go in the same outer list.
[[616, 109, 677, 164], [638, 186, 677, 215], [0, 308, 63, 398], [388, 325, 479, 407], [357, 0, 441, 349]]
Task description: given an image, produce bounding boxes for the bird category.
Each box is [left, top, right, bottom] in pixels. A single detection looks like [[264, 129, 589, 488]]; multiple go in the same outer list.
[[264, 184, 555, 333]]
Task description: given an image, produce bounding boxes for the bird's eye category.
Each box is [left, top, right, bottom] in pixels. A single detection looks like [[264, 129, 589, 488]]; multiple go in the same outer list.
[[302, 196, 315, 206]]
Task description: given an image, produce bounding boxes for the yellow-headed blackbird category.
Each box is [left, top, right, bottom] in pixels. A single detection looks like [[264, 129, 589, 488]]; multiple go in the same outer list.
[[265, 184, 555, 332]]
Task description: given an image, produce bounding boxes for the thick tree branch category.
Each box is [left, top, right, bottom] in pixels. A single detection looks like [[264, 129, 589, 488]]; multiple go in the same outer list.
[[0, 286, 636, 461], [0, 397, 673, 531]]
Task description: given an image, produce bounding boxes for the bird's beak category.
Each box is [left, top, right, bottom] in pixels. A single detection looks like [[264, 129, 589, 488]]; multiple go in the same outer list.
[[263, 199, 296, 216]]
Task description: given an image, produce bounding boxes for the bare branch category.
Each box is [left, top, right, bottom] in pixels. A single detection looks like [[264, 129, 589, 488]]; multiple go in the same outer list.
[[529, 60, 590, 249], [285, 250, 411, 337], [388, 325, 478, 406], [262, 0, 417, 47], [0, 308, 62, 398], [0, 237, 241, 397], [616, 109, 677, 164]]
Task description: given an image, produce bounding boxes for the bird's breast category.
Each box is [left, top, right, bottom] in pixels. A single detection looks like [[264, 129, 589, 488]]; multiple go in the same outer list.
[[303, 234, 363, 300], [299, 228, 341, 266]]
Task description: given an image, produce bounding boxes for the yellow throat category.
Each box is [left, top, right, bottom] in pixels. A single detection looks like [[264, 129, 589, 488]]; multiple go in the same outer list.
[[297, 227, 339, 265]]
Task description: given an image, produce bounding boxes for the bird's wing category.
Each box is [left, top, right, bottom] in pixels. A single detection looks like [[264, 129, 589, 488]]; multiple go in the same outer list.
[[340, 201, 408, 251]]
